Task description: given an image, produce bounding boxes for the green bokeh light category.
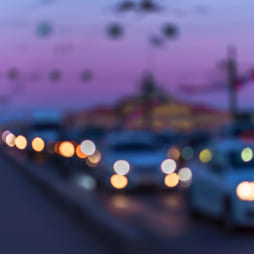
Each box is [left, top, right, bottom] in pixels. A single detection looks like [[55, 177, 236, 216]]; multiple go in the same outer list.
[[241, 147, 253, 162]]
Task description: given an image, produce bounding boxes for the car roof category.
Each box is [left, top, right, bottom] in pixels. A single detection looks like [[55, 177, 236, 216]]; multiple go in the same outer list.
[[105, 130, 157, 146], [211, 138, 254, 153]]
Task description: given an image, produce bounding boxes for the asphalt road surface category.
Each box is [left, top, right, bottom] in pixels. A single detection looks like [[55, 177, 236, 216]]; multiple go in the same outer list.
[[0, 154, 108, 254], [101, 190, 254, 254], [4, 148, 254, 254]]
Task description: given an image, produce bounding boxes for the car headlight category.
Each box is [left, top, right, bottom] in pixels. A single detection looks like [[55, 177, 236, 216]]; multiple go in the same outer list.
[[113, 160, 130, 175], [110, 174, 128, 189], [236, 181, 254, 201], [161, 159, 176, 174]]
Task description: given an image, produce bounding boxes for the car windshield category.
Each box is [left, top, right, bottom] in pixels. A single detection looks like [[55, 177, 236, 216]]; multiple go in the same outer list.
[[111, 142, 160, 152], [229, 151, 254, 169], [33, 123, 61, 131]]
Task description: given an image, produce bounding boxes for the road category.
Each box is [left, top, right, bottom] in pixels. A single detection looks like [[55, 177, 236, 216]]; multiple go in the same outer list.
[[101, 190, 254, 254], [4, 149, 254, 254], [52, 155, 254, 254], [0, 154, 108, 254]]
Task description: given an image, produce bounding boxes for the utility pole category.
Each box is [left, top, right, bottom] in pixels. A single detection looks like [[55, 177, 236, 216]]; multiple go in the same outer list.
[[140, 71, 155, 130], [227, 45, 238, 122]]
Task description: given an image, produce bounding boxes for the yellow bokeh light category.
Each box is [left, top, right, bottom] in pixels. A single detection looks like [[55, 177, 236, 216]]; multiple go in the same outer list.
[[59, 141, 75, 158], [6, 133, 16, 147], [76, 144, 88, 159], [110, 174, 128, 189], [164, 173, 179, 188], [199, 149, 212, 163], [15, 135, 27, 150], [32, 137, 45, 152], [241, 147, 253, 162]]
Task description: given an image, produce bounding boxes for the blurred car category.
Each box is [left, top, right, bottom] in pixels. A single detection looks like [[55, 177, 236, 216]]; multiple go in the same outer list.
[[219, 121, 254, 140], [188, 139, 254, 230], [157, 130, 189, 149], [101, 130, 168, 190], [28, 110, 63, 142], [27, 110, 63, 155], [64, 126, 106, 145]]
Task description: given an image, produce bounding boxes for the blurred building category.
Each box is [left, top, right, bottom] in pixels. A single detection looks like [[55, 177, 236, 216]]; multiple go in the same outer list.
[[118, 96, 229, 132], [71, 106, 118, 129], [70, 96, 229, 132]]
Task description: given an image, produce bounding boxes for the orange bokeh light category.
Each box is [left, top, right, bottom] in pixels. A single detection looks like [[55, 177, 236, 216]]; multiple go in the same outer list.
[[76, 144, 88, 159]]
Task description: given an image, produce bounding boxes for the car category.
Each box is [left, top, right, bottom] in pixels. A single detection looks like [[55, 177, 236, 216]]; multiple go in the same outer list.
[[101, 130, 169, 190], [25, 110, 64, 161], [188, 138, 254, 230]]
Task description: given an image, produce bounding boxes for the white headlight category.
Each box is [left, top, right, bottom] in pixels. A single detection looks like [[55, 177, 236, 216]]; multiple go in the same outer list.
[[113, 160, 130, 175], [80, 139, 96, 156], [161, 159, 176, 174], [178, 167, 192, 182], [236, 181, 254, 201]]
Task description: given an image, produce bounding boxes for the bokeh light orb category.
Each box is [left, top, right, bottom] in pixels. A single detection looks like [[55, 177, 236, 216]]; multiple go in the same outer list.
[[80, 70, 93, 82], [80, 140, 96, 156], [236, 182, 254, 201], [168, 146, 181, 160], [112, 195, 129, 209], [59, 141, 75, 158], [49, 69, 61, 82], [164, 173, 179, 188], [161, 159, 177, 174], [199, 149, 212, 163], [87, 150, 102, 164], [75, 175, 97, 191], [178, 167, 192, 182], [86, 158, 99, 168], [162, 23, 178, 39], [6, 133, 16, 147], [32, 137, 45, 152], [2, 130, 11, 143], [15, 135, 27, 150], [36, 21, 53, 37], [7, 68, 19, 81], [107, 23, 124, 39], [76, 144, 88, 159], [181, 146, 194, 160], [54, 141, 62, 155], [110, 174, 128, 189], [113, 160, 130, 175], [241, 147, 253, 162]]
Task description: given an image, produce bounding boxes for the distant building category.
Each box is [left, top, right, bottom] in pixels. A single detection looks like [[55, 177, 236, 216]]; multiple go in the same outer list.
[[72, 106, 118, 129], [117, 96, 230, 132], [70, 95, 229, 132]]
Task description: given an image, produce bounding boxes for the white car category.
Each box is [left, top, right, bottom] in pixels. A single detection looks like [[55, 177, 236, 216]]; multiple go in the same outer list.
[[102, 131, 168, 190], [188, 139, 254, 229]]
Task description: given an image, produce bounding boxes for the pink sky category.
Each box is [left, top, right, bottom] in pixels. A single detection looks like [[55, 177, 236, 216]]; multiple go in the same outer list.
[[1, 0, 254, 120]]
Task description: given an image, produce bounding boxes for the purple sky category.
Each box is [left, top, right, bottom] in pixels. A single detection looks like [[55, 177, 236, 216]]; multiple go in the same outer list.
[[1, 0, 254, 120]]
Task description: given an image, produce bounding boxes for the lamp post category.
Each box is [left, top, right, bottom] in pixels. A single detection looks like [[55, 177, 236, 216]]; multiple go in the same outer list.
[[227, 45, 238, 122]]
